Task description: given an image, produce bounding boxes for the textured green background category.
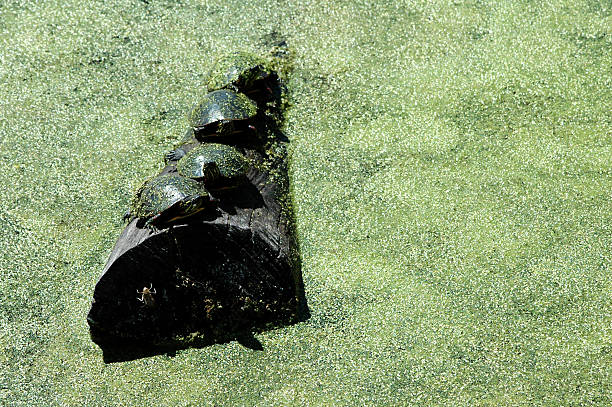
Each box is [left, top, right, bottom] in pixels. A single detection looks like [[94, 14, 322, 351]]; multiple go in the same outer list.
[[1, 0, 610, 405]]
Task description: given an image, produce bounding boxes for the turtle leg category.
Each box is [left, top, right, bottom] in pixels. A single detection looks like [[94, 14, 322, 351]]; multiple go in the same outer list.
[[122, 210, 133, 223], [165, 147, 186, 163]]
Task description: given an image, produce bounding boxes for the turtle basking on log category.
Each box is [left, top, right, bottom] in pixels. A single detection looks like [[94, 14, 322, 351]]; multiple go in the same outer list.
[[190, 89, 258, 139], [176, 143, 249, 190], [89, 151, 304, 362], [165, 89, 259, 162], [126, 173, 217, 229]]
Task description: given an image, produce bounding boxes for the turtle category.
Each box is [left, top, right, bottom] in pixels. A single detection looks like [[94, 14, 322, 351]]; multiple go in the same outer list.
[[189, 89, 258, 140], [176, 143, 249, 189], [206, 51, 274, 98], [126, 173, 216, 228]]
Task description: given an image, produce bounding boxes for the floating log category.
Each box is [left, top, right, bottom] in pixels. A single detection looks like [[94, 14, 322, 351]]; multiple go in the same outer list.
[[87, 139, 306, 362]]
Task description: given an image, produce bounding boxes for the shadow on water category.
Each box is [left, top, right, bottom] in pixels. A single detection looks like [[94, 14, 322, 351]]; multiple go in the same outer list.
[[94, 295, 307, 364], [96, 327, 266, 364], [98, 327, 274, 362]]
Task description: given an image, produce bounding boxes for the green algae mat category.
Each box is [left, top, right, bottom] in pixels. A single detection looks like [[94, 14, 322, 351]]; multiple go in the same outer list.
[[1, 0, 610, 405]]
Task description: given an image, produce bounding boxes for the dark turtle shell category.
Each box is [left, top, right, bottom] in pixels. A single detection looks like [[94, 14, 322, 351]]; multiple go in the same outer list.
[[189, 90, 257, 139], [206, 51, 272, 94], [131, 174, 214, 227], [177, 143, 249, 188]]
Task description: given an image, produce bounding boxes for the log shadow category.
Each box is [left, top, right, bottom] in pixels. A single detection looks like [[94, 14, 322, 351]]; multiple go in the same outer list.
[[213, 182, 266, 214], [92, 329, 266, 363]]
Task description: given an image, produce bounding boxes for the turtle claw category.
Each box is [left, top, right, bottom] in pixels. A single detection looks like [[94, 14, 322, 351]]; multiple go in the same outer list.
[[165, 148, 186, 163], [122, 210, 132, 223]]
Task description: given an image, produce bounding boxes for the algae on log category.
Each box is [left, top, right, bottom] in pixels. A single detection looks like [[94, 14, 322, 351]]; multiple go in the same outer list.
[[87, 147, 306, 362]]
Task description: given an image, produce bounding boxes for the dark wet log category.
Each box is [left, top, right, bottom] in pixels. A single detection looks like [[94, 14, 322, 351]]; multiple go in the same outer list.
[[87, 145, 306, 362]]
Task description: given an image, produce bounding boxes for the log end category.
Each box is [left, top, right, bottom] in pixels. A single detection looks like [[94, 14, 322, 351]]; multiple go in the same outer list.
[[87, 165, 306, 362]]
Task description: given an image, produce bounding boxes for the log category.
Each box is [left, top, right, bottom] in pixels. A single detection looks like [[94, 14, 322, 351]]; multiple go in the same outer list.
[[87, 120, 306, 362]]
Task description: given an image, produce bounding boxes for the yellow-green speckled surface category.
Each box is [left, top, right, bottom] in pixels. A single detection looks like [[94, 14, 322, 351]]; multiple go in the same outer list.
[[1, 0, 610, 405]]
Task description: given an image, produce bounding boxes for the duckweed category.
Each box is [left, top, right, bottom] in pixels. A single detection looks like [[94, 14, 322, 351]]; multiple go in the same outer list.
[[1, 0, 610, 405]]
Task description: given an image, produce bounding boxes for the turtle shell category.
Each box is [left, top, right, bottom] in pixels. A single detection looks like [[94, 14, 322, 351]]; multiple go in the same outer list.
[[131, 174, 211, 225], [189, 90, 257, 138], [177, 143, 249, 188], [206, 52, 271, 93]]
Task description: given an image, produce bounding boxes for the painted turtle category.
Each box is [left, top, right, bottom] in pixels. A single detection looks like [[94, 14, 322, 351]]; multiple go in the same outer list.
[[189, 89, 258, 139], [176, 143, 249, 189], [128, 174, 216, 228], [206, 51, 273, 97]]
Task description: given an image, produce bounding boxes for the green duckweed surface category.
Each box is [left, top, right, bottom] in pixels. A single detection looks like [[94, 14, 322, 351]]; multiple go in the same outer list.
[[1, 0, 610, 405]]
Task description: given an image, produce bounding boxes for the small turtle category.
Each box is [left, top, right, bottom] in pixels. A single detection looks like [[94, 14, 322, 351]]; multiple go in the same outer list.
[[189, 89, 258, 140], [177, 143, 249, 189], [127, 174, 216, 228], [206, 51, 273, 97]]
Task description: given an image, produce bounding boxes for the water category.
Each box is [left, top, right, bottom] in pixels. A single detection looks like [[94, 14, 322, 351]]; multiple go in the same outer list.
[[1, 0, 610, 405]]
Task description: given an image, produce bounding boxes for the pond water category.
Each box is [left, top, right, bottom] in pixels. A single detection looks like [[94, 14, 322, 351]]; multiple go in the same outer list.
[[1, 0, 610, 405]]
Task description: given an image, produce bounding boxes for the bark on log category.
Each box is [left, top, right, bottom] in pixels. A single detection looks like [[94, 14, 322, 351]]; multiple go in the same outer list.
[[87, 142, 306, 362]]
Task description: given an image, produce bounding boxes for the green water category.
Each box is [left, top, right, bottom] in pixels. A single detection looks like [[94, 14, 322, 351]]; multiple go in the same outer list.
[[1, 0, 610, 405]]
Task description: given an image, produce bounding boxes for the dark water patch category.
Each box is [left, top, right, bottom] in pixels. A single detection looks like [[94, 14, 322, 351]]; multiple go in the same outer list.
[[446, 81, 559, 136], [306, 289, 378, 329], [586, 0, 612, 17], [570, 31, 611, 58], [0, 211, 26, 237]]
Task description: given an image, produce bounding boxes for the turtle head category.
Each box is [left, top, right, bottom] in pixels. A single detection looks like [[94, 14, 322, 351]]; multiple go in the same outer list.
[[175, 194, 214, 218], [198, 161, 221, 183]]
